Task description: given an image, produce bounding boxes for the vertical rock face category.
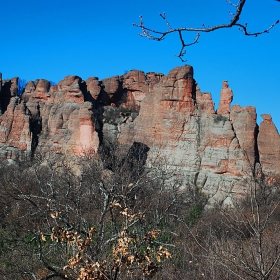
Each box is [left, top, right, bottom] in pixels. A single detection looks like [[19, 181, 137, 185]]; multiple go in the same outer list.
[[119, 65, 196, 146], [146, 72, 164, 91], [97, 70, 163, 109], [0, 74, 101, 157], [117, 65, 264, 207], [32, 79, 51, 102], [22, 81, 36, 101], [27, 76, 100, 155], [0, 96, 31, 160], [258, 114, 280, 175], [0, 65, 279, 206], [56, 76, 84, 104], [122, 70, 149, 109], [6, 101, 32, 150], [0, 70, 160, 157], [73, 102, 99, 155], [230, 105, 257, 167]]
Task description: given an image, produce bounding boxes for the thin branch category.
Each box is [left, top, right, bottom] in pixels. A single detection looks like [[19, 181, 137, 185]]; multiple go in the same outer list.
[[133, 0, 279, 60]]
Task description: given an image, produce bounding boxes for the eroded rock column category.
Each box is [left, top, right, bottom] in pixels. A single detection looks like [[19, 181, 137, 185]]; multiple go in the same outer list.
[[258, 114, 280, 175], [217, 81, 233, 114]]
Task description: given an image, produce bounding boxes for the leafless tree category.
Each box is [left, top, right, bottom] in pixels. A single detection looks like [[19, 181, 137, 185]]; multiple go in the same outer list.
[[7, 144, 280, 279], [175, 171, 280, 280], [0, 145, 206, 280], [133, 0, 279, 61]]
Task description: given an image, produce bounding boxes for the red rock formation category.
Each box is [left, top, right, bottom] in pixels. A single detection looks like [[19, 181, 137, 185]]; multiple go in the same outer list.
[[56, 76, 84, 104], [119, 65, 198, 148], [258, 114, 280, 174], [122, 70, 148, 109], [6, 101, 31, 150], [86, 77, 101, 100], [0, 97, 31, 154], [0, 65, 280, 207], [196, 84, 215, 113], [35, 76, 99, 155], [0, 98, 18, 143], [230, 105, 257, 167], [146, 72, 164, 91], [98, 70, 162, 109], [9, 74, 100, 156], [32, 79, 50, 102], [73, 102, 99, 155], [22, 81, 36, 101], [217, 81, 233, 114], [118, 65, 260, 207], [101, 76, 123, 105]]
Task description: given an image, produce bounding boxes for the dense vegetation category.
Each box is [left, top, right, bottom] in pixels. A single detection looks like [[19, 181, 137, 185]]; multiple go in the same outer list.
[[0, 144, 280, 280]]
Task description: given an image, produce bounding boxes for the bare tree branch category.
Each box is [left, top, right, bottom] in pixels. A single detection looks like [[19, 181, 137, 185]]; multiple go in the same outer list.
[[133, 0, 279, 61]]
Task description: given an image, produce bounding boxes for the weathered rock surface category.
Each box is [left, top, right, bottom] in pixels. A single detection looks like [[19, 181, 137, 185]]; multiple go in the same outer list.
[[230, 105, 257, 167], [217, 81, 233, 114], [86, 77, 101, 101], [0, 95, 31, 160], [0, 70, 162, 156], [258, 114, 280, 175], [27, 76, 100, 155], [98, 70, 163, 109], [196, 84, 215, 114], [0, 66, 279, 207], [117, 66, 259, 207]]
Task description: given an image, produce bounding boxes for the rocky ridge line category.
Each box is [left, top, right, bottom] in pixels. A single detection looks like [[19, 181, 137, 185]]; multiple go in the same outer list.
[[0, 65, 279, 207]]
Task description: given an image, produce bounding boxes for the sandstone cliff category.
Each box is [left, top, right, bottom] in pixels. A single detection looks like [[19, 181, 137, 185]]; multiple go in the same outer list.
[[0, 65, 279, 206]]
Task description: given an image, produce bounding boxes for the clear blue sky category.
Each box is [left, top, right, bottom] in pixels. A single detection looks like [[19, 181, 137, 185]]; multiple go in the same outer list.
[[1, 0, 279, 130]]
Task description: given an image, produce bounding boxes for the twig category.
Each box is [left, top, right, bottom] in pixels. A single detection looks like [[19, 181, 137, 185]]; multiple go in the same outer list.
[[133, 0, 279, 60]]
